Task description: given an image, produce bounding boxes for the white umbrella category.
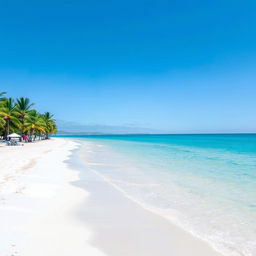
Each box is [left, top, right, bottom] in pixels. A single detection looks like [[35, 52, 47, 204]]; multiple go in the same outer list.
[[7, 133, 21, 138]]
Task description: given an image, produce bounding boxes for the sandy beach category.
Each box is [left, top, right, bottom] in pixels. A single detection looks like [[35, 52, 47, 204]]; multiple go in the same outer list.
[[0, 138, 223, 256], [0, 138, 105, 256]]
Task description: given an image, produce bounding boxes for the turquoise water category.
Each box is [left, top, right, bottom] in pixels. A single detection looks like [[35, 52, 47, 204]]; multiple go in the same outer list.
[[59, 134, 256, 256]]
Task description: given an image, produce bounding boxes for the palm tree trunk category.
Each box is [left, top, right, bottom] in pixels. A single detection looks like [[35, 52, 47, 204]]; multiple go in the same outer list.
[[29, 129, 34, 142], [7, 120, 9, 135], [20, 118, 24, 142], [4, 119, 10, 140]]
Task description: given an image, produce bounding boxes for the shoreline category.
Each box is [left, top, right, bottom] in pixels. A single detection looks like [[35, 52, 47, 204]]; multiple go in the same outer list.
[[0, 138, 223, 256], [74, 139, 224, 256], [86, 168, 224, 256]]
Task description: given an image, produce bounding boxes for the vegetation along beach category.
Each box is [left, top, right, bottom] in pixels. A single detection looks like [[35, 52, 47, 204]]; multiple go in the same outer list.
[[0, 92, 57, 142]]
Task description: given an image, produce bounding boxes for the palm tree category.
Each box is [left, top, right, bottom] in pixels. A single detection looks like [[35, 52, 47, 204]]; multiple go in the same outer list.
[[0, 115, 4, 134], [0, 93, 58, 141], [0, 92, 7, 138], [0, 92, 5, 136], [0, 92, 6, 101], [42, 112, 57, 139], [16, 97, 34, 138], [24, 110, 46, 141], [0, 98, 20, 139]]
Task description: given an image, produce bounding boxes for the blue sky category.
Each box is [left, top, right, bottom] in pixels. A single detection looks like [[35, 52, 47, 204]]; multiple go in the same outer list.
[[1, 1, 256, 133]]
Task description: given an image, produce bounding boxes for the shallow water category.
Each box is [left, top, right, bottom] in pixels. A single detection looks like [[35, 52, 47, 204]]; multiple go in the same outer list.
[[60, 134, 256, 256]]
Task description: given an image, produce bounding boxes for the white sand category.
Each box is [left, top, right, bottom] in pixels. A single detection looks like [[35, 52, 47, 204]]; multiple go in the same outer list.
[[0, 138, 223, 256], [0, 138, 105, 256]]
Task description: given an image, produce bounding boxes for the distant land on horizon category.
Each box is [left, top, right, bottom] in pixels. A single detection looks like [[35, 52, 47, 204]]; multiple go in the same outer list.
[[56, 120, 165, 135], [56, 120, 256, 135]]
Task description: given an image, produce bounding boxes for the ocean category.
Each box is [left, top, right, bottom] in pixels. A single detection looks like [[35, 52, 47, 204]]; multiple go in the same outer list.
[[60, 134, 256, 256]]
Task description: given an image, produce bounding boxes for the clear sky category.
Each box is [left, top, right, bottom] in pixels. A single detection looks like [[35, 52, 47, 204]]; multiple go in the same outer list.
[[1, 1, 256, 133]]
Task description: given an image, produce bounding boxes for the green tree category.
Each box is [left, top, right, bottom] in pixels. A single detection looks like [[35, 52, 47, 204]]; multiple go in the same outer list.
[[0, 115, 4, 134], [0, 98, 20, 139], [0, 92, 6, 101], [16, 97, 34, 137], [42, 112, 57, 139], [0, 92, 6, 134], [24, 110, 46, 140]]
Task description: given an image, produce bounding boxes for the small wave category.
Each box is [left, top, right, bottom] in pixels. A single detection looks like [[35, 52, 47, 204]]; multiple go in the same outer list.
[[107, 178, 159, 188]]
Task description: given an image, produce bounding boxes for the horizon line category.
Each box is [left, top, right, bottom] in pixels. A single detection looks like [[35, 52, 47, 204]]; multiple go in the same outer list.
[[54, 132, 256, 136]]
